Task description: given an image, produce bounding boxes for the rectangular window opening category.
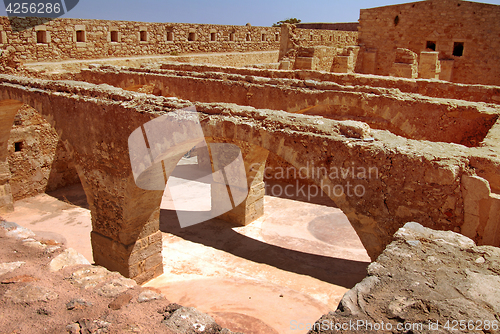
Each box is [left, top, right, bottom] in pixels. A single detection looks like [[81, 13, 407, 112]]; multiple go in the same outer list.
[[167, 31, 173, 41], [275, 34, 279, 42], [426, 41, 436, 51], [229, 32, 235, 41], [140, 31, 148, 42], [246, 33, 251, 41], [188, 32, 196, 41], [76, 30, 85, 42], [210, 32, 216, 41], [453, 42, 464, 57], [261, 33, 266, 42], [14, 141, 23, 152], [37, 30, 47, 44], [310, 35, 313, 41], [110, 31, 119, 42]]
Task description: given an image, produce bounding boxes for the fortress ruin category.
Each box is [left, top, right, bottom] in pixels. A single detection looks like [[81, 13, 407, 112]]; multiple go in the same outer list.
[[0, 0, 499, 332]]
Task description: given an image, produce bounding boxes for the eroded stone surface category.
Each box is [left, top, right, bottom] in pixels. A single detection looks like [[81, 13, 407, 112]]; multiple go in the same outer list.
[[309, 222, 500, 333], [96, 277, 137, 298], [68, 266, 117, 289], [162, 305, 232, 334], [49, 248, 90, 272], [0, 261, 24, 276], [4, 284, 58, 303]]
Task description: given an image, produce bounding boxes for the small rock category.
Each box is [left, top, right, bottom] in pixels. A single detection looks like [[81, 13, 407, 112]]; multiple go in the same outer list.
[[78, 319, 111, 333], [1, 275, 39, 284], [97, 278, 136, 298], [42, 239, 60, 246], [69, 266, 112, 289], [386, 296, 416, 319], [66, 298, 93, 310], [475, 257, 486, 264], [109, 293, 133, 310], [45, 245, 62, 254], [406, 239, 421, 247], [0, 221, 35, 239], [49, 248, 90, 272], [0, 261, 25, 276], [66, 323, 81, 334], [23, 240, 46, 250], [123, 324, 141, 333], [137, 289, 163, 303], [163, 306, 221, 333], [37, 308, 50, 316], [4, 284, 58, 303]]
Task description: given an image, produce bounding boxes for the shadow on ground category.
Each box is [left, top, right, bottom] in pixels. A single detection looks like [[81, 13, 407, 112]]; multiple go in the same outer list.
[[160, 209, 369, 289]]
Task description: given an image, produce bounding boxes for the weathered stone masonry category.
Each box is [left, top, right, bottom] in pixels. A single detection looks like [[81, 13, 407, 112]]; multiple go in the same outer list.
[[358, 0, 500, 85], [1, 74, 500, 283], [0, 16, 358, 65], [0, 17, 281, 63]]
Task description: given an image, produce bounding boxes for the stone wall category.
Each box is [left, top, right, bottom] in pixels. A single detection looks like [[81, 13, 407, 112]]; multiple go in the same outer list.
[[309, 222, 500, 333], [358, 0, 500, 86], [1, 74, 500, 280], [0, 17, 281, 63], [278, 24, 359, 69], [293, 27, 358, 48], [155, 62, 500, 105], [7, 105, 80, 200], [296, 22, 359, 31], [78, 65, 499, 147]]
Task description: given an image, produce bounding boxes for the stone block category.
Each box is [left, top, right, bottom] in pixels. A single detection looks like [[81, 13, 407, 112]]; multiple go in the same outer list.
[[419, 51, 441, 79], [294, 57, 314, 70], [439, 59, 454, 81]]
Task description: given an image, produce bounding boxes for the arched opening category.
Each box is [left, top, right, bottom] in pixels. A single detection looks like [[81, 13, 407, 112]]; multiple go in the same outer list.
[[0, 99, 91, 260], [141, 129, 370, 333]]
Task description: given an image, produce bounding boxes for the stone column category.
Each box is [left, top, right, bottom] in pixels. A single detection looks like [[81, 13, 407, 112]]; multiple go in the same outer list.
[[211, 142, 269, 226], [87, 173, 164, 284], [362, 48, 377, 74], [419, 51, 441, 79], [439, 59, 454, 81], [0, 100, 23, 213], [278, 24, 293, 61]]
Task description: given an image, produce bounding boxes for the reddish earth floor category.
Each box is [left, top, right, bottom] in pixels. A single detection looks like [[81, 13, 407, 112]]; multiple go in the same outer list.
[[2, 172, 370, 334]]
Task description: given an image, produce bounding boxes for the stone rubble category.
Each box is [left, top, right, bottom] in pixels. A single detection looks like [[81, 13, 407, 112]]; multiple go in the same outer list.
[[0, 219, 241, 333], [308, 222, 500, 334]]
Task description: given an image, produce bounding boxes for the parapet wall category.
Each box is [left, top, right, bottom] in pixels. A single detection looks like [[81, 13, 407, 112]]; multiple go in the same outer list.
[[155, 62, 500, 105], [358, 0, 500, 86], [0, 17, 282, 63], [79, 65, 499, 148], [296, 22, 359, 31], [292, 27, 358, 48]]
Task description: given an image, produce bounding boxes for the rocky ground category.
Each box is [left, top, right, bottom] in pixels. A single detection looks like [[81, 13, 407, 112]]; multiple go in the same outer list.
[[0, 217, 240, 334], [308, 222, 500, 334]]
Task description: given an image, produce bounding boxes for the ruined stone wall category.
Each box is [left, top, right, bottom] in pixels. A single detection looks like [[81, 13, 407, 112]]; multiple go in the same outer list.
[[358, 0, 500, 86], [156, 62, 500, 105], [79, 65, 499, 147], [293, 27, 358, 48], [0, 17, 281, 63], [296, 22, 359, 31], [7, 105, 80, 200], [1, 74, 500, 276]]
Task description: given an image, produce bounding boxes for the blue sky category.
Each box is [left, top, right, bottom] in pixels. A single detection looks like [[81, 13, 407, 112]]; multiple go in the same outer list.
[[2, 0, 500, 26]]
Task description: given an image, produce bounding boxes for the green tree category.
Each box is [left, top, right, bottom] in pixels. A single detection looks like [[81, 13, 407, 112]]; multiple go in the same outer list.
[[272, 18, 301, 27]]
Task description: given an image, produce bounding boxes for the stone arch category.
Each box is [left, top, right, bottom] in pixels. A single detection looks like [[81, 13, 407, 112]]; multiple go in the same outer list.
[[199, 125, 385, 260], [0, 75, 471, 284], [0, 86, 167, 283], [0, 100, 24, 212]]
